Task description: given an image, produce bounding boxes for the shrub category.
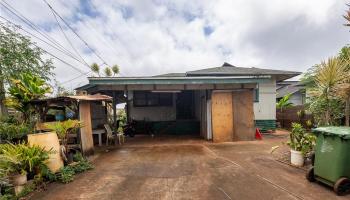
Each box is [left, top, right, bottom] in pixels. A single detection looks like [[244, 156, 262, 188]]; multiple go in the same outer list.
[[287, 123, 316, 156], [0, 143, 51, 176], [57, 153, 93, 184], [57, 166, 75, 183], [0, 123, 30, 143]]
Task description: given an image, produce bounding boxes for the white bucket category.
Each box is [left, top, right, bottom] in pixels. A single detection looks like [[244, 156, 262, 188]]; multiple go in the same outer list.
[[290, 149, 304, 167]]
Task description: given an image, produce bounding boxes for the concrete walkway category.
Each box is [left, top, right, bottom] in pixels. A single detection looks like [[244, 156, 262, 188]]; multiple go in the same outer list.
[[30, 135, 347, 200]]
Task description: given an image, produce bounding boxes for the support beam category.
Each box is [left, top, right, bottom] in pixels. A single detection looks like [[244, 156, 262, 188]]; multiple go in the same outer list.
[[79, 101, 94, 156], [112, 91, 117, 126]]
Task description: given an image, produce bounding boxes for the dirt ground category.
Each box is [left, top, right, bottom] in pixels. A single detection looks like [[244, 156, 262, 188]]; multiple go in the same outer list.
[[29, 133, 348, 200]]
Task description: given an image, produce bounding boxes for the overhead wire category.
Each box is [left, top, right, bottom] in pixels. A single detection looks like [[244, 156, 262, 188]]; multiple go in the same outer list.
[[0, 15, 91, 68], [42, 0, 110, 67], [0, 0, 81, 62], [48, 7, 91, 68]]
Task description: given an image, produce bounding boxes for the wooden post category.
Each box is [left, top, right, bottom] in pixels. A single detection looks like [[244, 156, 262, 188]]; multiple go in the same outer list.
[[113, 91, 117, 126], [79, 101, 94, 156]]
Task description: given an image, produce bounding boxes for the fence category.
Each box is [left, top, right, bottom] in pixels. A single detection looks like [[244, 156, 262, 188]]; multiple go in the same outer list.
[[276, 105, 313, 129]]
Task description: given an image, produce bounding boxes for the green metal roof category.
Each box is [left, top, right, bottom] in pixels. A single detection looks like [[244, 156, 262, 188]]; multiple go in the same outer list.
[[88, 75, 271, 85], [153, 63, 300, 81]]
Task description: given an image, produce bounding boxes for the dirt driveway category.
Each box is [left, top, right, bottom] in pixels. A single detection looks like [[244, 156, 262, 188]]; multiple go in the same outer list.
[[30, 135, 347, 200]]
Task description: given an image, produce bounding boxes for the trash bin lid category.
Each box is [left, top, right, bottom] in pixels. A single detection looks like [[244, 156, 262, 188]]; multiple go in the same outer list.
[[312, 126, 350, 139]]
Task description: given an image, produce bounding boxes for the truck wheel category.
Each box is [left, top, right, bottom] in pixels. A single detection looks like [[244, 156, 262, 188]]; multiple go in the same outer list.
[[334, 177, 350, 196], [306, 167, 315, 182]]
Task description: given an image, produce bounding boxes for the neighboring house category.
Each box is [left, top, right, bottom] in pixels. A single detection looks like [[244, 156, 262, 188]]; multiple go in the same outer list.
[[76, 63, 300, 142], [276, 81, 306, 106]]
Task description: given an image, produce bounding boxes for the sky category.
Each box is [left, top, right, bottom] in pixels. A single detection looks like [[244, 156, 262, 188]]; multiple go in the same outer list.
[[1, 0, 349, 90]]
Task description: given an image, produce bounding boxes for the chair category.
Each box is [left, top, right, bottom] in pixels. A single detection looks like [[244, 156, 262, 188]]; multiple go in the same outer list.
[[104, 124, 125, 145]]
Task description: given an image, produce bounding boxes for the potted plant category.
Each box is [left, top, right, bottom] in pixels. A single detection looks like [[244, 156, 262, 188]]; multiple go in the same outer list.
[[45, 120, 83, 163], [0, 143, 51, 195], [287, 123, 316, 167]]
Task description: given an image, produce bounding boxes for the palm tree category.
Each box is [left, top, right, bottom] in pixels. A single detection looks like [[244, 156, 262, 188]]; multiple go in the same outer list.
[[90, 63, 100, 77], [112, 65, 120, 76], [104, 67, 112, 77], [311, 57, 348, 125]]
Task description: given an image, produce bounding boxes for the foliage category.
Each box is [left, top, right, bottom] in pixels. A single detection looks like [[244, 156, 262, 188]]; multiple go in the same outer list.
[[117, 109, 127, 127], [57, 166, 75, 184], [0, 122, 30, 143], [90, 63, 100, 76], [0, 23, 54, 116], [54, 84, 75, 97], [91, 62, 120, 77], [0, 143, 51, 176], [5, 73, 51, 122], [112, 65, 119, 75], [45, 120, 82, 145], [57, 153, 93, 184], [304, 57, 348, 126], [305, 120, 313, 129], [307, 96, 344, 126], [287, 123, 316, 156], [104, 67, 112, 77], [276, 93, 293, 112]]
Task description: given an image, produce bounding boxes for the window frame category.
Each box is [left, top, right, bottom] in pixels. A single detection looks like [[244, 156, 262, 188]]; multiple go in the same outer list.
[[133, 91, 173, 107]]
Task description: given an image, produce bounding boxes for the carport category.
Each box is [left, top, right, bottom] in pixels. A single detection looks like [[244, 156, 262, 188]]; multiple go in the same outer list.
[[76, 74, 268, 142]]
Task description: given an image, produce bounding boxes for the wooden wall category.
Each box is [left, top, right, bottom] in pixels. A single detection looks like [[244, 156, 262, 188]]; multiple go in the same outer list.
[[211, 90, 255, 142], [232, 90, 255, 141], [211, 92, 234, 142]]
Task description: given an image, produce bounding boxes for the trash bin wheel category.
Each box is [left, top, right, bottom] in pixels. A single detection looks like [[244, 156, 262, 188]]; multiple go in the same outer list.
[[334, 177, 350, 196], [306, 167, 315, 182]]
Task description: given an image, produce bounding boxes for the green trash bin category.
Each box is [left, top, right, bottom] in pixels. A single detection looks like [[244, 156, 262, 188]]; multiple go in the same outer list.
[[307, 127, 350, 195]]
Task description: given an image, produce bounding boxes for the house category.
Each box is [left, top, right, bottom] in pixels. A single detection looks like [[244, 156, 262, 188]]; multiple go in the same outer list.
[[277, 81, 306, 106], [76, 63, 300, 142]]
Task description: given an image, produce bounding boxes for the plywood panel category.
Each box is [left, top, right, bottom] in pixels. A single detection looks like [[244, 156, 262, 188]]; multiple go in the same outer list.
[[211, 92, 233, 142], [232, 90, 255, 141], [79, 102, 94, 155]]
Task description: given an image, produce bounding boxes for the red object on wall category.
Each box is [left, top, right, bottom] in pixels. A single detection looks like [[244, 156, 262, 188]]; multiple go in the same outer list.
[[255, 128, 263, 140]]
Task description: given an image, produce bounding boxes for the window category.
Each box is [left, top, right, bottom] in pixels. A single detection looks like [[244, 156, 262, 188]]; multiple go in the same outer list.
[[133, 91, 173, 107], [253, 87, 259, 102]]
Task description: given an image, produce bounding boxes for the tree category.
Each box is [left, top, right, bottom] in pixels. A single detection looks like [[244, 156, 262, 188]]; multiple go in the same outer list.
[[276, 93, 293, 112], [336, 46, 350, 126], [112, 65, 119, 76], [307, 57, 347, 125], [5, 73, 51, 122], [276, 93, 294, 128], [91, 63, 120, 77], [90, 63, 100, 76], [104, 67, 112, 77], [0, 23, 54, 117]]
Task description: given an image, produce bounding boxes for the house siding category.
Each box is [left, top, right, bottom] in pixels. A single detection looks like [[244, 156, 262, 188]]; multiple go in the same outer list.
[[253, 78, 277, 131], [127, 91, 176, 121], [254, 78, 276, 120]]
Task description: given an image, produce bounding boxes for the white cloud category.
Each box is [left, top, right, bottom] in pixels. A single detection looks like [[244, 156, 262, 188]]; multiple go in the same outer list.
[[1, 0, 349, 90]]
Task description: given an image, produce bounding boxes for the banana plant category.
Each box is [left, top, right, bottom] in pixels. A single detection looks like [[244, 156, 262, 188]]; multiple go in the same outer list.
[[5, 73, 51, 122], [276, 93, 293, 112]]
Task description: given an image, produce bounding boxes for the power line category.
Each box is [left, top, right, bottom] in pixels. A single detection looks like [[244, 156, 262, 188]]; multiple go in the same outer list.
[[0, 1, 92, 85], [48, 7, 91, 68], [0, 0, 80, 62], [42, 0, 110, 66], [0, 15, 91, 68], [60, 71, 91, 85]]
